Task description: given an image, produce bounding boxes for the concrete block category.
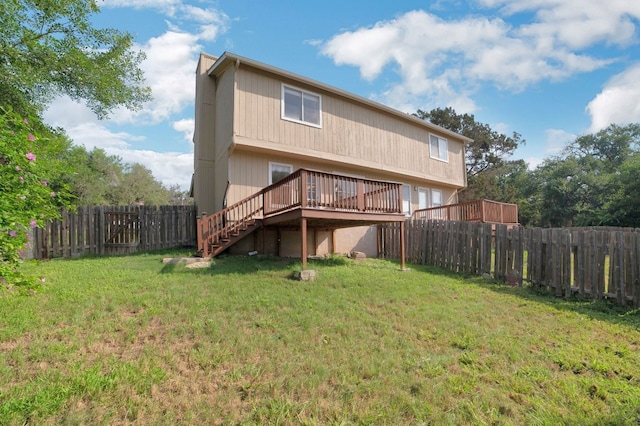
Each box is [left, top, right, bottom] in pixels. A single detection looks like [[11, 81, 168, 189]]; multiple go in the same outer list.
[[293, 270, 317, 281]]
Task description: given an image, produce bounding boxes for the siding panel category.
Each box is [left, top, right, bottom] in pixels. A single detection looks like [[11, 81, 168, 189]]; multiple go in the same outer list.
[[234, 67, 465, 188]]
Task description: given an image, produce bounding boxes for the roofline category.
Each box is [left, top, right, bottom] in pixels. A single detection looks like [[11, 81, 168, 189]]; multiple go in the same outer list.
[[205, 51, 473, 144]]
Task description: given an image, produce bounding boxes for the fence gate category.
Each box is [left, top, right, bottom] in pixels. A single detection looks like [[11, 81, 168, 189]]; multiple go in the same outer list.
[[104, 208, 141, 255]]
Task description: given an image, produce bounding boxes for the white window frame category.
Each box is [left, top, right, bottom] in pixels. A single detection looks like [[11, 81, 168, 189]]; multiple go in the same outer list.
[[402, 184, 411, 216], [281, 84, 322, 128], [268, 162, 293, 185], [431, 189, 443, 207], [429, 134, 449, 162]]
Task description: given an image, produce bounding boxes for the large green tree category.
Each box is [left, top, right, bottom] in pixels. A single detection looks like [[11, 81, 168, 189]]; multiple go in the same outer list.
[[0, 0, 151, 117], [529, 124, 640, 227]]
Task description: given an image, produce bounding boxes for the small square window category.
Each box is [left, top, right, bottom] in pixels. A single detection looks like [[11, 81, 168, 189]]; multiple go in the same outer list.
[[269, 162, 292, 185], [282, 85, 321, 127], [429, 135, 448, 162]]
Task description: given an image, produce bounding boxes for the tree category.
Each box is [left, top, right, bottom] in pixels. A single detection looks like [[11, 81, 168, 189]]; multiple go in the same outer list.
[[118, 163, 171, 206], [63, 147, 124, 205], [527, 123, 640, 227], [0, 0, 151, 117], [605, 153, 640, 227]]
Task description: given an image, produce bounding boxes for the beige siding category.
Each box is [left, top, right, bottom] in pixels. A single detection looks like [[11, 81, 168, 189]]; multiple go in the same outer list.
[[193, 54, 217, 214], [234, 67, 466, 188]]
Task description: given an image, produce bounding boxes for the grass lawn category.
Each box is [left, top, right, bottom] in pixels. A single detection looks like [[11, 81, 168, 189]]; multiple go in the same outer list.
[[2, 250, 640, 425]]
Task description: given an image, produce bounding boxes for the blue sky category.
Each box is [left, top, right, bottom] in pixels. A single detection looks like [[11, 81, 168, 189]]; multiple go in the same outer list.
[[43, 0, 640, 190]]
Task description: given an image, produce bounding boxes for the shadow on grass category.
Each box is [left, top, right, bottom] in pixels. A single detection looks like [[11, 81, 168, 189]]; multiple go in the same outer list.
[[159, 253, 355, 277], [468, 276, 640, 330]]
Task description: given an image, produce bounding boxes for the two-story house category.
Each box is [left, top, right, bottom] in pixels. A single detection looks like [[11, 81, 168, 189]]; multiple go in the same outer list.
[[192, 52, 471, 262]]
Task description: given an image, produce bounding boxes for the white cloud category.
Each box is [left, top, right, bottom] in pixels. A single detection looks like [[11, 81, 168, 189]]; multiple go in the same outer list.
[[107, 147, 194, 190], [320, 3, 638, 113], [100, 0, 230, 30], [172, 118, 195, 143], [480, 0, 640, 49], [586, 63, 640, 132]]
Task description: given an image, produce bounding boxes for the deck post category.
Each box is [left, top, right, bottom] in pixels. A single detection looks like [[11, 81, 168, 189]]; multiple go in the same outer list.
[[301, 217, 308, 270], [400, 220, 406, 270], [331, 229, 336, 254]]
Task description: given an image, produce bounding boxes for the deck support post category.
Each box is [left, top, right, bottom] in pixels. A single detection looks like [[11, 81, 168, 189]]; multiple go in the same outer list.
[[400, 220, 406, 270], [331, 229, 336, 254], [301, 217, 308, 270]]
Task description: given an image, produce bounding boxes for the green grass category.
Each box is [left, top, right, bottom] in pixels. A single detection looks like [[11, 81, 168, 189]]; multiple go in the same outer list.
[[2, 250, 640, 425]]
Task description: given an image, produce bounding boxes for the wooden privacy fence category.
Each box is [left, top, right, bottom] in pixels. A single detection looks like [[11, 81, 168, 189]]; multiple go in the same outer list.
[[32, 205, 197, 259], [380, 220, 640, 307]]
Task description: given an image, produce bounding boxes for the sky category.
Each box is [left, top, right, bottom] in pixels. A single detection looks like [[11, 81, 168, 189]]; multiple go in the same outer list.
[[42, 0, 640, 190]]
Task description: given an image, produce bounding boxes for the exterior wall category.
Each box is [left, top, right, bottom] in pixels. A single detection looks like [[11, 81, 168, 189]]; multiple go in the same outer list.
[[233, 67, 466, 188], [193, 54, 236, 215], [193, 54, 217, 214]]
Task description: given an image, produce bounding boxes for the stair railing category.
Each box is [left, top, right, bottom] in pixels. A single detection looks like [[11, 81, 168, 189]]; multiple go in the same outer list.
[[197, 191, 264, 257]]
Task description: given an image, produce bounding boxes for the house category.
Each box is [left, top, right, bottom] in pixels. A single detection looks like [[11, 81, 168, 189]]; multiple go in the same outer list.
[[192, 52, 472, 263]]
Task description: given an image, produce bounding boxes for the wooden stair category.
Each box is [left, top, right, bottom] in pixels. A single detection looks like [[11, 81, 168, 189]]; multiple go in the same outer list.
[[197, 190, 264, 258], [206, 219, 262, 257]]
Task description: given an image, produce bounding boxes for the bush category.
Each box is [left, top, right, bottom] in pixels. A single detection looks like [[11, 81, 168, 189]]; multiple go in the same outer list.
[[0, 107, 71, 291]]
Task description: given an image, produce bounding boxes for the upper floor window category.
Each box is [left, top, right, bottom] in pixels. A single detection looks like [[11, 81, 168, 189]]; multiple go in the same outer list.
[[282, 84, 321, 127], [429, 134, 448, 162]]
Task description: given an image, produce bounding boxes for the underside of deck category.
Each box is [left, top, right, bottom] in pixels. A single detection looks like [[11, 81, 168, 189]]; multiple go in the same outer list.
[[262, 208, 405, 229]]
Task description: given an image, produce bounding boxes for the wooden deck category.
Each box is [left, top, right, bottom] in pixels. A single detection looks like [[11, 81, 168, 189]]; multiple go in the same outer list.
[[412, 199, 518, 225], [197, 169, 407, 267]]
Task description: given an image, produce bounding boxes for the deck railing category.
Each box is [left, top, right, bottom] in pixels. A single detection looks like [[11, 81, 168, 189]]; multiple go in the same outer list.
[[197, 191, 264, 257], [198, 169, 404, 255], [412, 199, 518, 224], [263, 169, 402, 215]]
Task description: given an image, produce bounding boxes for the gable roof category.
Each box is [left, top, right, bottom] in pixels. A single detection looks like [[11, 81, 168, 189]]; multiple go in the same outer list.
[[205, 51, 473, 144]]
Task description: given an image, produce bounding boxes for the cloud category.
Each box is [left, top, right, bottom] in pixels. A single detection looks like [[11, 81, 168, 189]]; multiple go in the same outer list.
[[586, 63, 640, 132], [172, 118, 195, 143], [320, 3, 638, 112], [479, 0, 640, 49], [106, 147, 194, 190], [100, 0, 230, 30], [116, 30, 201, 125]]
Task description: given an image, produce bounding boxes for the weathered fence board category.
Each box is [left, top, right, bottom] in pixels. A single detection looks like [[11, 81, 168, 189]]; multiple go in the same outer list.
[[32, 205, 196, 259], [380, 220, 640, 308]]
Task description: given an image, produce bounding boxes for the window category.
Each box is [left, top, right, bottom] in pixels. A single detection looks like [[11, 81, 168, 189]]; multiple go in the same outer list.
[[418, 188, 429, 210], [269, 162, 292, 185], [429, 134, 448, 162], [402, 184, 411, 216], [431, 189, 443, 207], [282, 85, 321, 127]]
